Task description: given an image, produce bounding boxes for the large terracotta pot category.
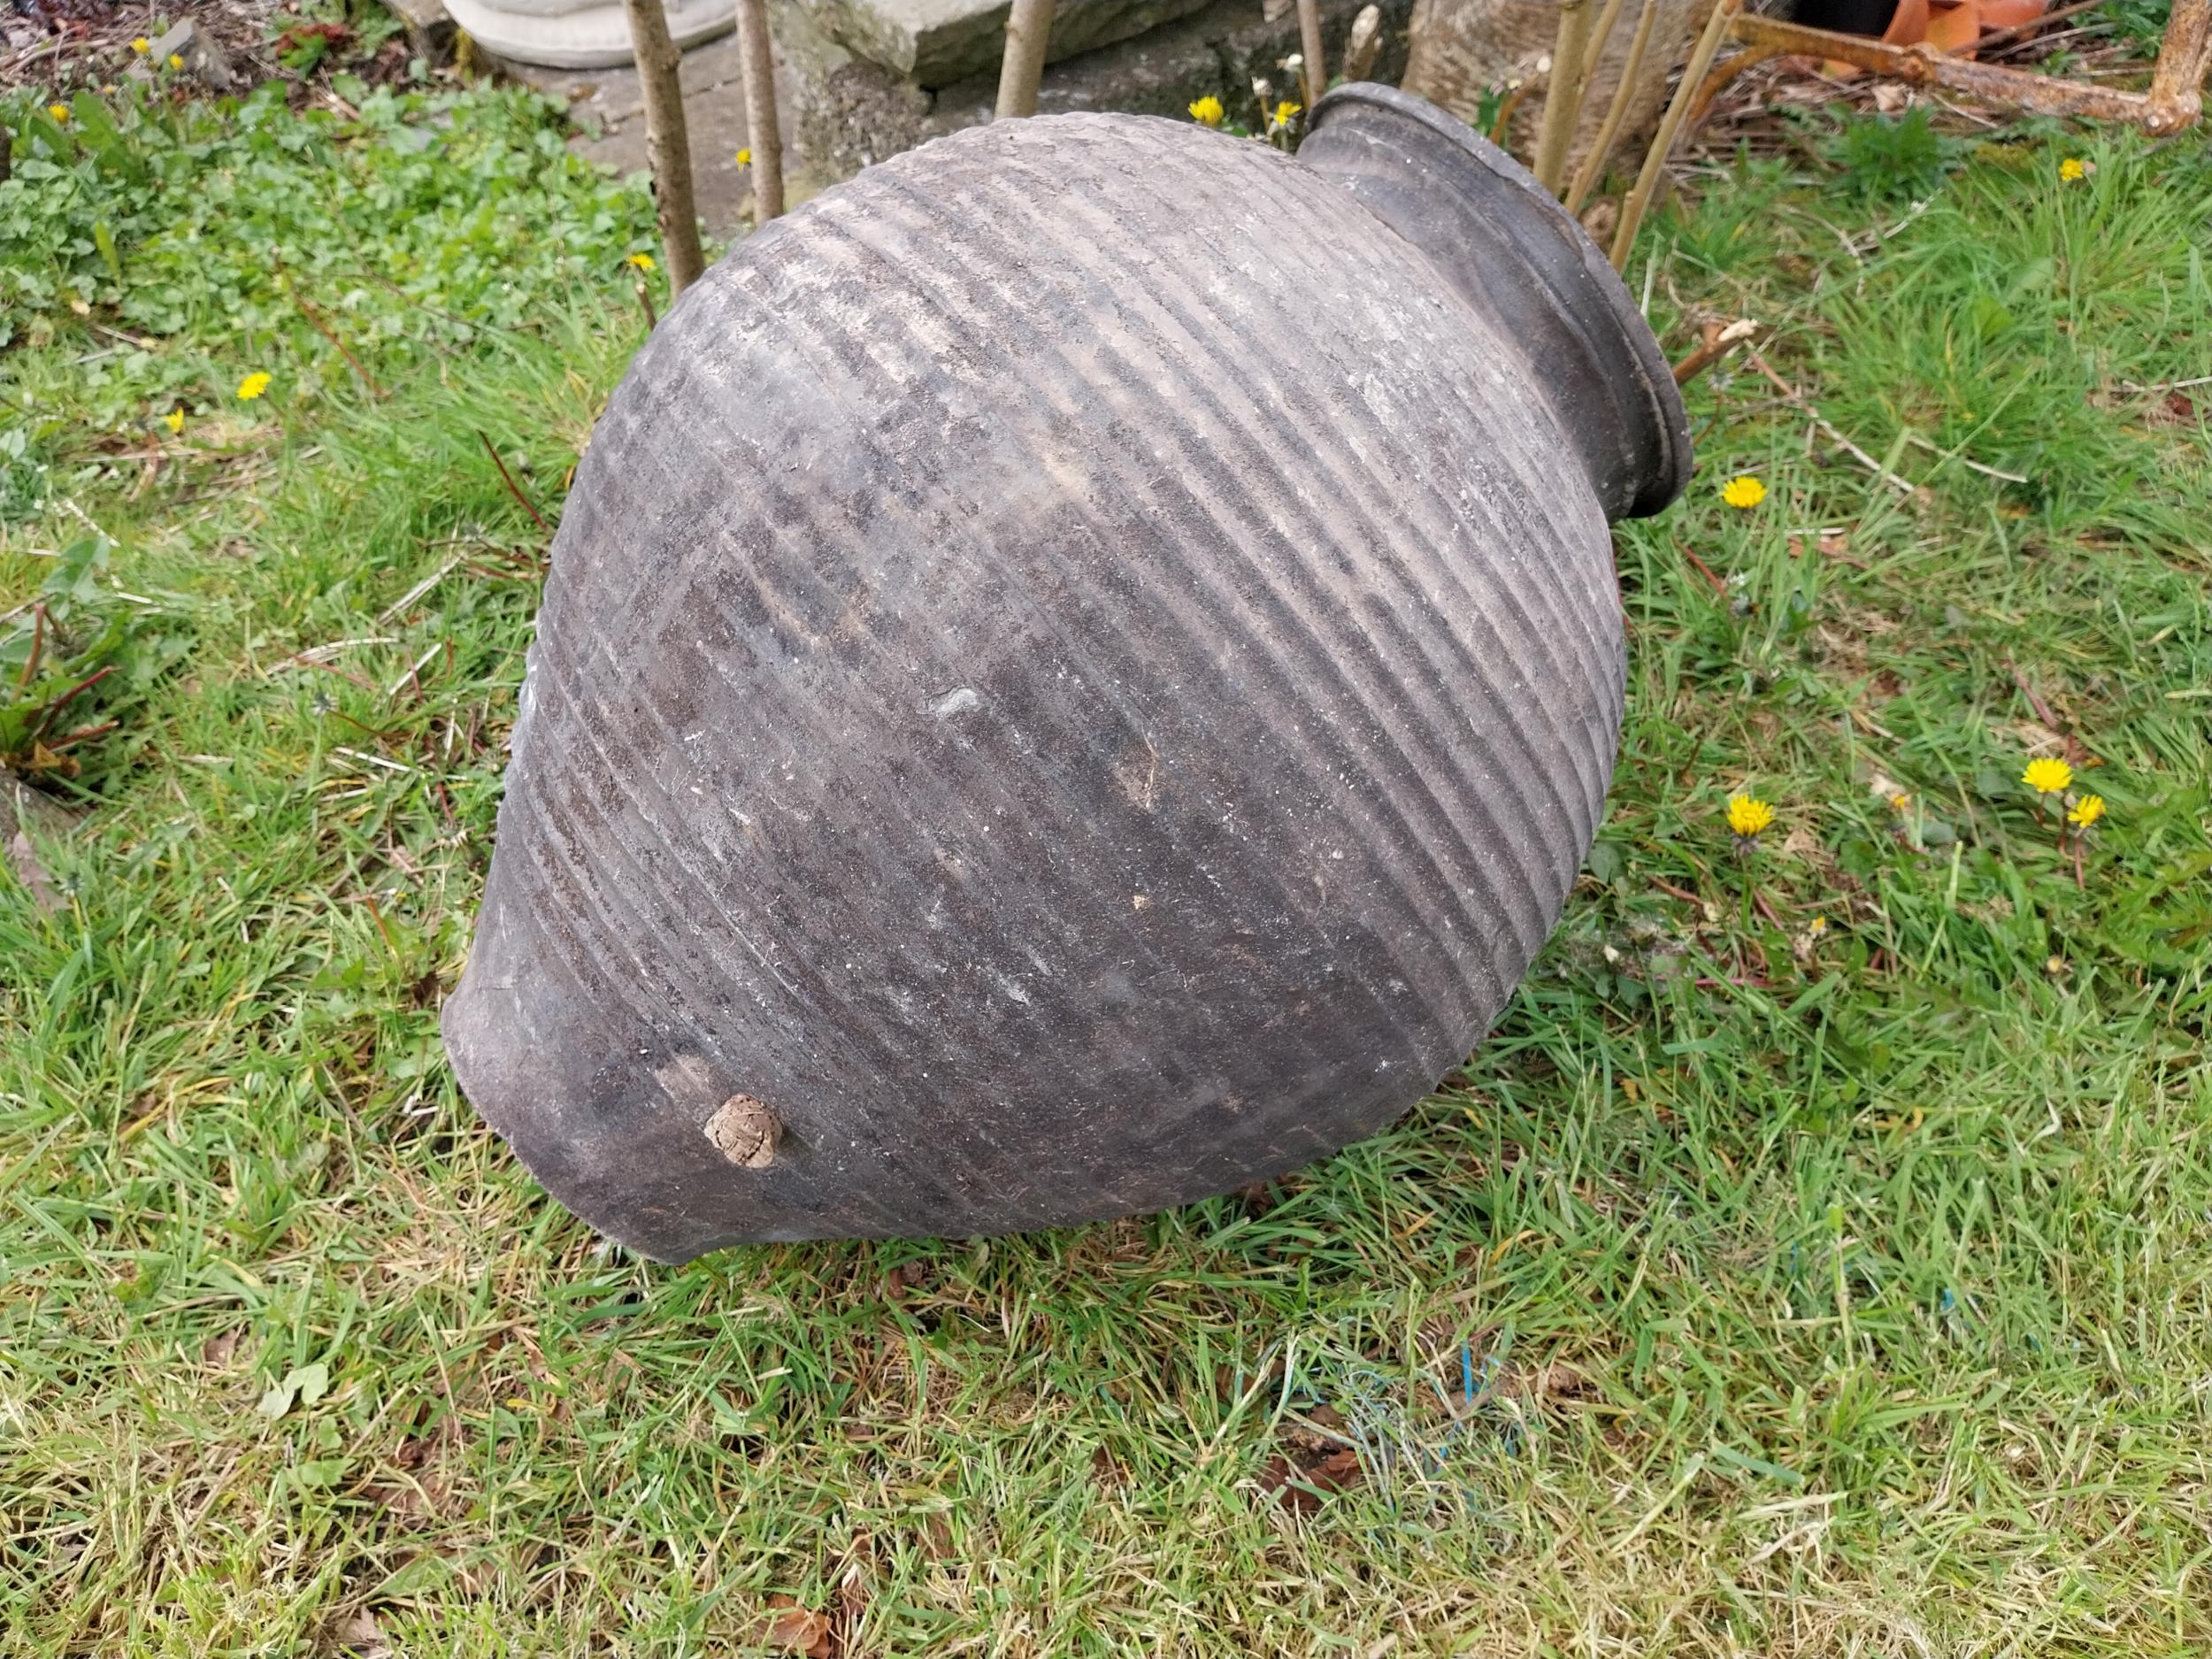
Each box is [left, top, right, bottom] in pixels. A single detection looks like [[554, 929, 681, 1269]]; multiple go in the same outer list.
[[442, 88, 1690, 1261]]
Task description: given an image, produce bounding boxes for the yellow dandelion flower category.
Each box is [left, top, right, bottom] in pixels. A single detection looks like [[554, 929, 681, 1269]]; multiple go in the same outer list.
[[1726, 794, 1775, 838], [626, 251, 656, 271], [2058, 157, 2085, 182], [132, 36, 151, 54], [1808, 915, 1827, 935], [1188, 95, 1225, 127], [2067, 794, 2105, 828], [168, 52, 185, 69], [163, 407, 184, 434], [49, 103, 71, 122], [2045, 954, 2066, 974], [1888, 791, 1911, 812], [1272, 99, 1302, 127], [2022, 757, 2072, 795], [1720, 474, 1766, 510], [236, 371, 273, 401], [735, 147, 751, 165]]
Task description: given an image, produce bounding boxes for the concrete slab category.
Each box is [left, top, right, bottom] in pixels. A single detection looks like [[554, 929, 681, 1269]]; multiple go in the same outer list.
[[480, 0, 1410, 233], [813, 0, 1219, 88], [384, 0, 459, 60], [787, 0, 1412, 181]]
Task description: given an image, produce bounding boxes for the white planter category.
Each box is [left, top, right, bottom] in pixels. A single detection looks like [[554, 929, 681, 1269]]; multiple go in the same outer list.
[[446, 0, 738, 68]]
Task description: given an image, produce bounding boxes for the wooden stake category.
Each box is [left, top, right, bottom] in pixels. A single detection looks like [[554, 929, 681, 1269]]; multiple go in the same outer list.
[[1578, 0, 1632, 107], [622, 0, 705, 294], [733, 0, 785, 220], [1565, 0, 1658, 212], [1294, 0, 1328, 109], [1490, 80, 1535, 149], [1342, 4, 1383, 81], [291, 288, 385, 398], [1608, 0, 1740, 272], [476, 431, 550, 534], [1668, 317, 1756, 385], [1531, 0, 1594, 194], [995, 0, 1057, 118]]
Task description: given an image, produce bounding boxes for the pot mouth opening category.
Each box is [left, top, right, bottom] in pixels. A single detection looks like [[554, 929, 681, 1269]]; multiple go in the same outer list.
[[1304, 83, 1693, 522]]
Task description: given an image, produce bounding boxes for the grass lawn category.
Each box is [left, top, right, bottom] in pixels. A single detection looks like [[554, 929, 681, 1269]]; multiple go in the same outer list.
[[4, 77, 2210, 1656]]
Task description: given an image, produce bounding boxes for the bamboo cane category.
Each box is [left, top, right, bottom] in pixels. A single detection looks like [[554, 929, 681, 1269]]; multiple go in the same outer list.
[[1608, 0, 1740, 272], [733, 0, 785, 220], [1342, 4, 1383, 80], [1531, 0, 1594, 193], [1564, 0, 1658, 213], [1578, 0, 1632, 106], [620, 0, 705, 294], [995, 0, 1058, 117], [1294, 0, 1328, 109]]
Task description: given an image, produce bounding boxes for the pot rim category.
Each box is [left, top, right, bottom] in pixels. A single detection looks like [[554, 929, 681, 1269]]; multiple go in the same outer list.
[[1309, 82, 1694, 519]]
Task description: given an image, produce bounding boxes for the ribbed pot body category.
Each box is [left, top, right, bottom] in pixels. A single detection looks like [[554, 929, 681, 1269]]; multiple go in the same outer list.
[[443, 96, 1682, 1260]]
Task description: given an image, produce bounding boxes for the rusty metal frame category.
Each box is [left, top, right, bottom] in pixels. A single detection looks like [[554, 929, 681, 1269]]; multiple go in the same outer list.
[[1687, 0, 2210, 134]]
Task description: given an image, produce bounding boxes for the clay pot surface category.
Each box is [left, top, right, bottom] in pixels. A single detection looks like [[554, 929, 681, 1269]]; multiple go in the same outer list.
[[1924, 0, 1982, 53], [443, 89, 1688, 1259]]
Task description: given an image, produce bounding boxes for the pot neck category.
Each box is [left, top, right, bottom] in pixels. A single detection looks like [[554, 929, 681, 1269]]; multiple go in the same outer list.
[[1299, 84, 1691, 524]]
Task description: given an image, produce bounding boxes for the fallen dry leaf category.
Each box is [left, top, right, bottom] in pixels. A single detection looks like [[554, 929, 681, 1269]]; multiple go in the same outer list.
[[1257, 1444, 1363, 1514], [2008, 720, 2068, 757], [1282, 1403, 1352, 1454], [202, 1328, 243, 1368], [1532, 1362, 1592, 1400], [918, 1511, 955, 1561], [328, 1609, 391, 1657], [2, 780, 83, 918], [4, 829, 60, 915], [880, 1259, 931, 1300], [1090, 1444, 1130, 1489], [2146, 389, 2196, 426], [764, 1594, 834, 1657], [836, 1555, 869, 1640]]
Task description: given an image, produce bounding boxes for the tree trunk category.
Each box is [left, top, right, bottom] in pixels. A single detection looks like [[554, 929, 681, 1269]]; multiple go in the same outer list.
[[733, 0, 785, 221], [622, 0, 705, 293]]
